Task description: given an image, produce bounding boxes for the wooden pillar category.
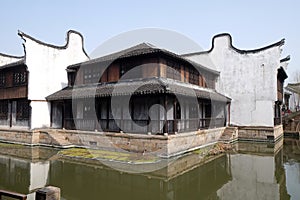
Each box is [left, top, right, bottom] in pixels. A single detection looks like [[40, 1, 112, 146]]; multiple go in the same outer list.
[[163, 95, 168, 134], [173, 97, 178, 133], [202, 103, 205, 128], [8, 100, 12, 127], [130, 98, 134, 131], [157, 97, 161, 133], [184, 102, 187, 131], [106, 98, 109, 131], [227, 103, 231, 126], [120, 98, 123, 132]]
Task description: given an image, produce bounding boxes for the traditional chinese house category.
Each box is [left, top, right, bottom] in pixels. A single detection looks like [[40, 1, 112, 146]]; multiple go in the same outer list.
[[47, 43, 231, 134], [183, 34, 289, 141], [0, 30, 290, 156], [0, 30, 88, 129], [0, 56, 29, 128]]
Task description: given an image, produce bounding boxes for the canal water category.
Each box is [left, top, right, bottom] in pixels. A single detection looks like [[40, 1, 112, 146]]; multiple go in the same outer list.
[[0, 139, 299, 200]]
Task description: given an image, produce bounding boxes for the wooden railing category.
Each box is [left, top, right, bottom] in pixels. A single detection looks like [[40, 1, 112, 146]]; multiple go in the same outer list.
[[0, 190, 27, 200], [64, 117, 226, 134]]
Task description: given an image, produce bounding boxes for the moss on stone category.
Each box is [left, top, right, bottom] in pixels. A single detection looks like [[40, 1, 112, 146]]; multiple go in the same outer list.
[[0, 142, 24, 148], [58, 148, 158, 164]]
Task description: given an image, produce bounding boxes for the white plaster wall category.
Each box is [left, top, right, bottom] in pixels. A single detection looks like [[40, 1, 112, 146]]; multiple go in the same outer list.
[[185, 35, 283, 127], [30, 101, 51, 128], [19, 31, 89, 129], [0, 54, 23, 66], [217, 154, 280, 200]]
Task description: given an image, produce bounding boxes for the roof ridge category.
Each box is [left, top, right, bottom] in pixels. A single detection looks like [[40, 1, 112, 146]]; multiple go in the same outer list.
[[0, 52, 24, 59], [18, 30, 89, 58], [182, 33, 285, 56]]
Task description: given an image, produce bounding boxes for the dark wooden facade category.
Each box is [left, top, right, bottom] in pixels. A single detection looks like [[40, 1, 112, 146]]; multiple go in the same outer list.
[[53, 95, 227, 133], [0, 63, 30, 128], [49, 45, 229, 133], [68, 54, 217, 89], [274, 67, 288, 125]]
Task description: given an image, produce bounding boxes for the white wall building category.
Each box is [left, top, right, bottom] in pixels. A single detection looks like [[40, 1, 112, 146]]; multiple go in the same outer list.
[[0, 30, 89, 129], [183, 34, 289, 128]]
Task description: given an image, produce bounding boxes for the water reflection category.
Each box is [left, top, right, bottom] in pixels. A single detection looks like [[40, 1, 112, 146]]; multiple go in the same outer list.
[[0, 139, 299, 200]]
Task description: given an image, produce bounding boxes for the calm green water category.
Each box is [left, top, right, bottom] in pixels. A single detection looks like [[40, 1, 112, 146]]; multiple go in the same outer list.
[[0, 139, 299, 200]]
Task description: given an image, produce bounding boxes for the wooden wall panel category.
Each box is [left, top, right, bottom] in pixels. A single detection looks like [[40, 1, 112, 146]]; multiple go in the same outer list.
[[159, 58, 166, 78], [0, 86, 27, 100], [180, 66, 185, 82], [142, 63, 158, 78], [108, 64, 120, 82], [184, 67, 189, 83]]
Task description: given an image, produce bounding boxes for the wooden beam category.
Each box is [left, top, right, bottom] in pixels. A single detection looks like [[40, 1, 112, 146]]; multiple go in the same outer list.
[[0, 190, 27, 200]]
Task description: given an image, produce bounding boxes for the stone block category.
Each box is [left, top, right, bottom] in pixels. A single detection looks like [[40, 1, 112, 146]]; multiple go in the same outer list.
[[36, 186, 60, 200]]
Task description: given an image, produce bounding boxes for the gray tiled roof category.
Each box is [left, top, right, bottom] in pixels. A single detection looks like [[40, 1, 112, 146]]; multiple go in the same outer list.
[[0, 59, 25, 70], [286, 83, 300, 94], [46, 77, 230, 102], [67, 43, 220, 75]]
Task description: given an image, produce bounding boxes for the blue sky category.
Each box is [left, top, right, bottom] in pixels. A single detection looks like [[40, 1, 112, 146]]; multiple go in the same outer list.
[[1, 0, 299, 81]]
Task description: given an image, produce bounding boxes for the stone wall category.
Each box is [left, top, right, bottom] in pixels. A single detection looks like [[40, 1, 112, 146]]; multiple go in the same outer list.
[[0, 129, 39, 145], [238, 125, 283, 142], [0, 125, 283, 157], [167, 128, 225, 157]]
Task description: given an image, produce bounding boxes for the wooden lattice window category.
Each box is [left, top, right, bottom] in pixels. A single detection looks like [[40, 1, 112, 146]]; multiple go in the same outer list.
[[0, 100, 8, 120], [189, 67, 199, 85], [189, 103, 199, 118], [13, 71, 27, 86], [16, 100, 30, 120], [0, 73, 6, 87], [166, 61, 181, 81]]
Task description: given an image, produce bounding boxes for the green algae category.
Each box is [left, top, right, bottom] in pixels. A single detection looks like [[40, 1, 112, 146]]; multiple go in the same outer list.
[[58, 148, 159, 164], [0, 142, 24, 148]]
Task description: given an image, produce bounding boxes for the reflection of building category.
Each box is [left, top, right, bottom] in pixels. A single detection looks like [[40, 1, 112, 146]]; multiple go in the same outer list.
[[217, 142, 290, 200], [0, 31, 88, 129], [0, 154, 50, 200], [0, 141, 294, 199], [48, 154, 231, 200]]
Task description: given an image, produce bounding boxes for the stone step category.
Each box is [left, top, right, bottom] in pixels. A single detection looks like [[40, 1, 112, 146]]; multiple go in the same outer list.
[[46, 131, 73, 146], [219, 127, 238, 143]]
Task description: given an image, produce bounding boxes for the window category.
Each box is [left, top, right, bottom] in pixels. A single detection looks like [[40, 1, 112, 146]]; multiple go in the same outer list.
[[189, 103, 198, 118], [0, 100, 8, 120], [120, 64, 140, 79], [188, 67, 199, 85], [13, 71, 27, 86], [0, 73, 5, 87], [166, 60, 181, 81], [173, 65, 181, 81], [199, 75, 206, 87], [16, 100, 30, 120], [83, 67, 101, 84]]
